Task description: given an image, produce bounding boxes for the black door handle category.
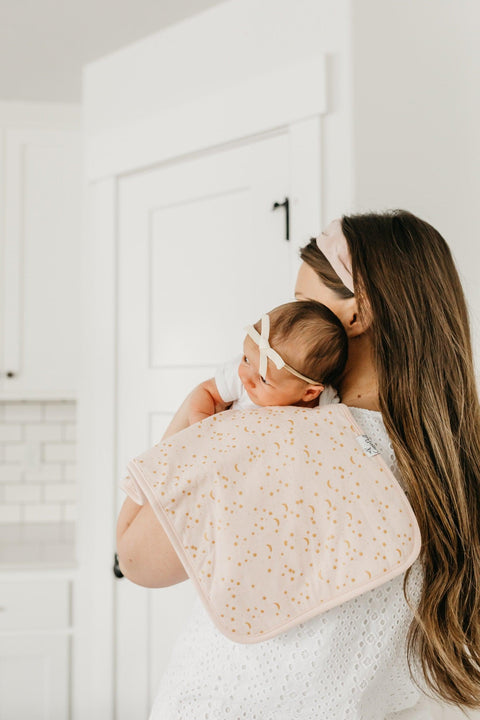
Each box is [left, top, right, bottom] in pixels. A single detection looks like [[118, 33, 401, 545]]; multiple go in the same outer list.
[[272, 197, 290, 241], [113, 552, 124, 578]]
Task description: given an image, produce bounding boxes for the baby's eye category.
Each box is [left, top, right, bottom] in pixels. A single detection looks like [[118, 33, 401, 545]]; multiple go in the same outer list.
[[242, 355, 249, 365], [260, 375, 268, 384]]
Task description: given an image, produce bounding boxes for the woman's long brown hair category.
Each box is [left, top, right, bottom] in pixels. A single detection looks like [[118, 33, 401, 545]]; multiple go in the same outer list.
[[301, 210, 480, 711]]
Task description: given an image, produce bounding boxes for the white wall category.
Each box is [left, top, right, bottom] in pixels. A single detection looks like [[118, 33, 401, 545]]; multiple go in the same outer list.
[[352, 0, 480, 365], [84, 0, 480, 368], [83, 0, 354, 226]]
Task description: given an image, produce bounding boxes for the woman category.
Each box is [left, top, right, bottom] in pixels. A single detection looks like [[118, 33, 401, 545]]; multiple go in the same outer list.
[[117, 209, 480, 718]]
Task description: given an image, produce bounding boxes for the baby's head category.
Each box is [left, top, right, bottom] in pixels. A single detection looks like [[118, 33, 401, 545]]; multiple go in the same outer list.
[[238, 301, 348, 407]]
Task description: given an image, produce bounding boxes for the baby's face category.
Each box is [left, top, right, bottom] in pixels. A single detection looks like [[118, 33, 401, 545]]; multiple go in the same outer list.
[[238, 335, 307, 407]]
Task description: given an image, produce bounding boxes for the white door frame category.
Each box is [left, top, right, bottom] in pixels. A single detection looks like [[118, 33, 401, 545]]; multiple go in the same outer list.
[[75, 56, 328, 720]]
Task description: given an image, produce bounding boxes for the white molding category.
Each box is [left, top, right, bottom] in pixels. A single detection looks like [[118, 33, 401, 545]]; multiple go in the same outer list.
[[288, 115, 323, 289], [86, 56, 327, 182], [0, 101, 80, 129], [74, 177, 117, 720]]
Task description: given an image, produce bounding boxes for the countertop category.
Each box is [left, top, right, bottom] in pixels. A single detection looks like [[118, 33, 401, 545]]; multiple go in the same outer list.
[[0, 523, 76, 570]]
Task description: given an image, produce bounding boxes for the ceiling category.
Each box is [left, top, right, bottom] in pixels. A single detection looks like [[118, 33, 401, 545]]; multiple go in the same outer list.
[[0, 0, 226, 103]]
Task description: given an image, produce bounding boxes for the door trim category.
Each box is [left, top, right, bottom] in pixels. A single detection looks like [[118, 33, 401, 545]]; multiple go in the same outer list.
[[86, 56, 327, 182]]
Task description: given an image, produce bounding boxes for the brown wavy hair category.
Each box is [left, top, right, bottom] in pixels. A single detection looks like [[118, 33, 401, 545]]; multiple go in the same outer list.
[[301, 210, 480, 711]]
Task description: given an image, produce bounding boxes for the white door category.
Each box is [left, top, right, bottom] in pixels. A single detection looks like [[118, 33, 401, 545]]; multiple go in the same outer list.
[[116, 132, 295, 717]]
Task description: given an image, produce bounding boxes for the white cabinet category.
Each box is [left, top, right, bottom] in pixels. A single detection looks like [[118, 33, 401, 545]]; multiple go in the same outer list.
[[0, 111, 81, 399], [0, 573, 73, 720]]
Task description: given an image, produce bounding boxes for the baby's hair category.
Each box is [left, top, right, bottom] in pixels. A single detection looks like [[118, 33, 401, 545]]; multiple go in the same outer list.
[[254, 301, 348, 387]]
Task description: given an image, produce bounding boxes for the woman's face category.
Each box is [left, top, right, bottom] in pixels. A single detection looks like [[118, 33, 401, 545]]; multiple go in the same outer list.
[[294, 262, 352, 326], [294, 262, 361, 338]]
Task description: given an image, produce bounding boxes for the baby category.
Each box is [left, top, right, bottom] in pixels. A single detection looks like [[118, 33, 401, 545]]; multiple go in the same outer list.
[[188, 300, 348, 425]]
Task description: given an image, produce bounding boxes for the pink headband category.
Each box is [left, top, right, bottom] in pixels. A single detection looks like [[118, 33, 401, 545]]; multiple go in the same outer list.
[[315, 220, 354, 293]]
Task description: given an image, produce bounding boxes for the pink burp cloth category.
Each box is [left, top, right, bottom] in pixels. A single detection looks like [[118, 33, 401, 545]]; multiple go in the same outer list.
[[121, 403, 421, 644]]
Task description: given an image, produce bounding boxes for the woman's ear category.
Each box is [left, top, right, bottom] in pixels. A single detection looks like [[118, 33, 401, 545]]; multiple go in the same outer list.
[[342, 297, 373, 338]]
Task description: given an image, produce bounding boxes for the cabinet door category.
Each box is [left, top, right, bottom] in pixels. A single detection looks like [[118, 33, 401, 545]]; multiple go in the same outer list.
[[1, 128, 81, 399], [0, 634, 70, 720], [116, 132, 292, 718]]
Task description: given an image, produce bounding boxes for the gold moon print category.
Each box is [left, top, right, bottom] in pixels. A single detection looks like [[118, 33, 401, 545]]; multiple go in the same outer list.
[[365, 570, 372, 579], [246, 621, 252, 629], [210, 490, 215, 500], [274, 602, 280, 610], [304, 537, 310, 545], [346, 511, 352, 520], [266, 544, 273, 552], [282, 503, 289, 511], [274, 517, 280, 526], [308, 504, 315, 513], [234, 463, 240, 472], [325, 499, 332, 508]]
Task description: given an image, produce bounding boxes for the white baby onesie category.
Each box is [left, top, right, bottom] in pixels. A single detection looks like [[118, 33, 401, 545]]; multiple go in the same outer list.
[[214, 355, 339, 410]]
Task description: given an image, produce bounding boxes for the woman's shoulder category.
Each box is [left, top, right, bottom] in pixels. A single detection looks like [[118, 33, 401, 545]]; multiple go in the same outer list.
[[346, 405, 387, 445], [346, 406, 404, 487]]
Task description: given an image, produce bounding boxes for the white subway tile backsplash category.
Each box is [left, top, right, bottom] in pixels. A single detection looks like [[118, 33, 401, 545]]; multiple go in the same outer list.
[[63, 423, 76, 442], [43, 402, 76, 422], [0, 465, 23, 483], [24, 464, 63, 483], [1, 400, 77, 527], [4, 443, 27, 463], [44, 483, 77, 504], [24, 503, 63, 523], [4, 484, 42, 504], [3, 402, 43, 422], [0, 504, 22, 523], [0, 424, 23, 442], [43, 442, 76, 464], [63, 463, 76, 482], [24, 423, 63, 443]]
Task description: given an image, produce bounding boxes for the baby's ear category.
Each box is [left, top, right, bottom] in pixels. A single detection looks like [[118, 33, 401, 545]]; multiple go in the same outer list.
[[301, 384, 324, 402]]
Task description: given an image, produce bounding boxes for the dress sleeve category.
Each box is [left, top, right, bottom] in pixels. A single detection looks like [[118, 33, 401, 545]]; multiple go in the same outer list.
[[214, 355, 244, 403]]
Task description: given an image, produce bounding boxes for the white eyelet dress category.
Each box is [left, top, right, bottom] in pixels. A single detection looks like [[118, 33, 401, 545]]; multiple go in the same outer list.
[[149, 408, 433, 720]]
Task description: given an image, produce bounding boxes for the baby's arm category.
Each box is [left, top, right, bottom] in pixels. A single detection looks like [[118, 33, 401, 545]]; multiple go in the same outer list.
[[188, 378, 230, 425]]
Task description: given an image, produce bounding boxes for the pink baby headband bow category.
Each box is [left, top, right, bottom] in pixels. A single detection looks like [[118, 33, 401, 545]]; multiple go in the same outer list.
[[244, 314, 323, 385], [315, 219, 354, 293]]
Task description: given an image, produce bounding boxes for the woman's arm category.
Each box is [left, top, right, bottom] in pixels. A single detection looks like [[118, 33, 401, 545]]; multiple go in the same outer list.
[[116, 497, 188, 587]]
